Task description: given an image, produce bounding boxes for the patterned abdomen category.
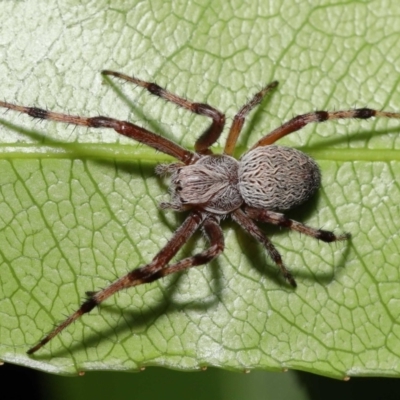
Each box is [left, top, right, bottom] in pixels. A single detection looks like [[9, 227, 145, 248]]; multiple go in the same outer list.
[[238, 145, 321, 210]]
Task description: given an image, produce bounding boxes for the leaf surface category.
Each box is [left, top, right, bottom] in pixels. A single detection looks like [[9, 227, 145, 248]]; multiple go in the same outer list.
[[0, 0, 400, 378]]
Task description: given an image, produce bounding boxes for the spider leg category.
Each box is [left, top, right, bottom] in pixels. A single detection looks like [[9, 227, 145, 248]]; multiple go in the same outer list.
[[244, 206, 350, 242], [224, 81, 278, 155], [250, 108, 400, 149], [231, 208, 296, 288], [0, 101, 195, 164], [143, 215, 224, 283], [27, 211, 204, 354], [102, 70, 225, 153]]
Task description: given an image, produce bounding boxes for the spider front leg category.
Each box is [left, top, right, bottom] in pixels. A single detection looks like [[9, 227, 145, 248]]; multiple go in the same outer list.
[[27, 213, 224, 354], [243, 206, 350, 242], [27, 211, 204, 354], [0, 101, 194, 164], [250, 108, 400, 148], [232, 208, 296, 287], [102, 70, 226, 153], [145, 215, 224, 279]]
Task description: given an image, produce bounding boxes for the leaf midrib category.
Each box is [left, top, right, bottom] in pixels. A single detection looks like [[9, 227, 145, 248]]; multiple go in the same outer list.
[[0, 143, 398, 163]]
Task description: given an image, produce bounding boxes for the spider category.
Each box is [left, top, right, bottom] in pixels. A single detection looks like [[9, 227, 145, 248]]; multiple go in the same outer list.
[[1, 70, 399, 355]]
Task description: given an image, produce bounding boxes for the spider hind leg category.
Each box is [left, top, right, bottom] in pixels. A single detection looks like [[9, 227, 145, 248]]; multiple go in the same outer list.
[[244, 207, 350, 242], [232, 208, 297, 287]]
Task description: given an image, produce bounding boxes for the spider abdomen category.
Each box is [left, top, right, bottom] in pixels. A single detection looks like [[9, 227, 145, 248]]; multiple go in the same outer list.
[[238, 145, 321, 210]]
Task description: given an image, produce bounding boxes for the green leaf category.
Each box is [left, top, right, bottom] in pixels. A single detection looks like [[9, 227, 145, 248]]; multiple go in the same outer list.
[[1, 0, 400, 379]]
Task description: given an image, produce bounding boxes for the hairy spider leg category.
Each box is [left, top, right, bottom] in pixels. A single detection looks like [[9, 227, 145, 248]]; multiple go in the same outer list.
[[244, 206, 350, 242], [224, 81, 279, 155], [232, 208, 297, 287], [27, 212, 224, 354], [0, 100, 194, 164], [250, 108, 400, 149], [102, 70, 226, 153]]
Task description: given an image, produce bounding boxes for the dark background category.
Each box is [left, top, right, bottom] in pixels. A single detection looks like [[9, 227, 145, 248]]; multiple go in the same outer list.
[[3, 362, 400, 400]]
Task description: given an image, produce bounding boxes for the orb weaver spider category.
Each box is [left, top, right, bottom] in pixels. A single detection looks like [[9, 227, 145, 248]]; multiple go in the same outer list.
[[0, 70, 399, 354]]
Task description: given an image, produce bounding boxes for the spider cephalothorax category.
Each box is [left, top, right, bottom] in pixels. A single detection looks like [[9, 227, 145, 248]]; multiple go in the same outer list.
[[157, 154, 242, 213], [1, 70, 399, 354]]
